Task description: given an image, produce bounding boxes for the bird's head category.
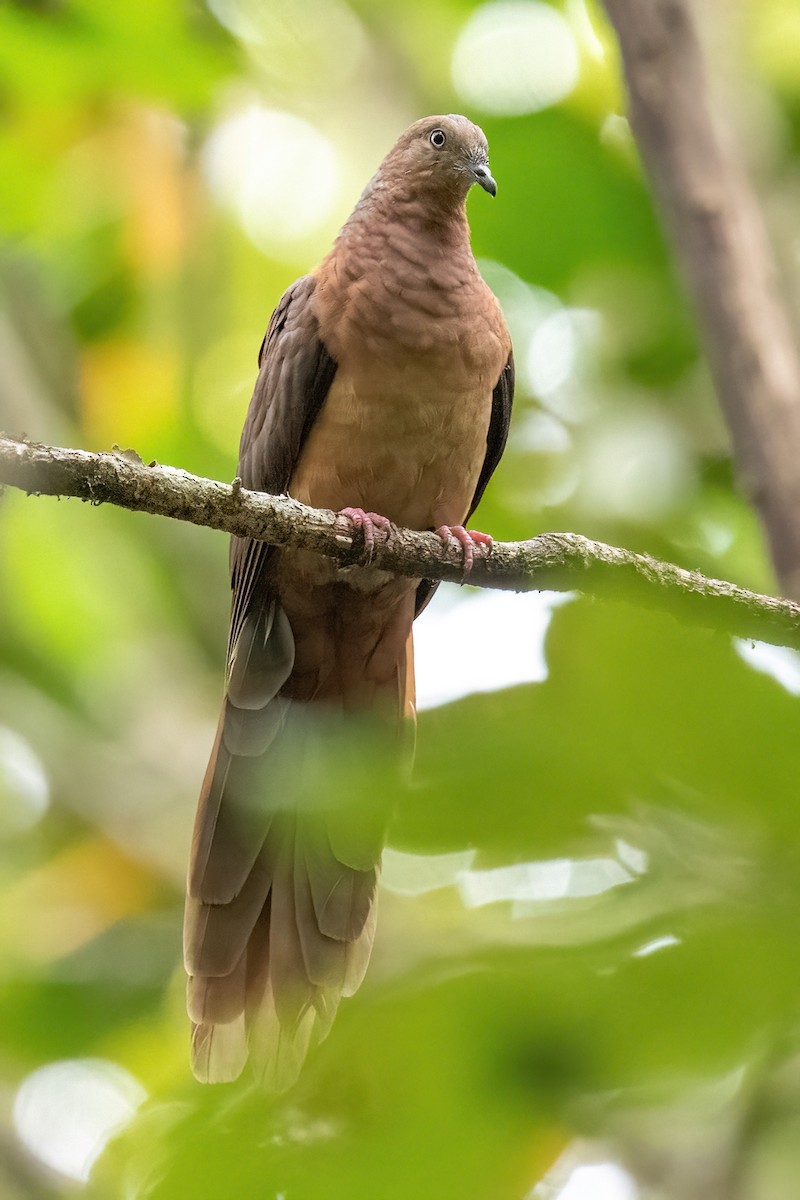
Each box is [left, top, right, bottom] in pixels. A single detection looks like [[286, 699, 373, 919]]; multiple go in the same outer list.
[[382, 114, 497, 207]]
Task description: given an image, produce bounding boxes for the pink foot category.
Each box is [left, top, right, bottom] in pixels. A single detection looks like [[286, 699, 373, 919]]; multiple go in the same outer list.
[[434, 525, 493, 574], [340, 507, 392, 558]]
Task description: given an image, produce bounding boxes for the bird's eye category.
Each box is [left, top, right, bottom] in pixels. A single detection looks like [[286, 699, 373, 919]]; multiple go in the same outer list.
[[429, 129, 446, 148]]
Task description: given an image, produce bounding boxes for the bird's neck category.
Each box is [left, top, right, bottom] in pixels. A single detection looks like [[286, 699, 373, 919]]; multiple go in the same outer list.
[[316, 185, 484, 359], [328, 198, 476, 315], [345, 174, 472, 245]]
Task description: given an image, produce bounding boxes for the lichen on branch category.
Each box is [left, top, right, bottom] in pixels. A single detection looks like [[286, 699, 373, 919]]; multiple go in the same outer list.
[[2, 433, 800, 652]]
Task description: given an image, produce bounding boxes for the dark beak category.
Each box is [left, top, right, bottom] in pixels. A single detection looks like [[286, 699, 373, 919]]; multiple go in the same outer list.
[[473, 163, 497, 197]]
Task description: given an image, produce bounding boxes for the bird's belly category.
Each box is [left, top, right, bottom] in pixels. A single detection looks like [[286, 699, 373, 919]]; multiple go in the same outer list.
[[288, 367, 491, 532]]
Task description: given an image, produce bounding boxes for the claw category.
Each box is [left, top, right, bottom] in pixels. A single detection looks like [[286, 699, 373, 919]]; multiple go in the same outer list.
[[434, 525, 493, 574], [340, 507, 392, 558]]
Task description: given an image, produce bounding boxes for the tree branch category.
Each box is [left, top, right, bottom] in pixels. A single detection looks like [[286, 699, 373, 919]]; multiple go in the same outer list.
[[601, 0, 800, 600], [2, 434, 800, 652]]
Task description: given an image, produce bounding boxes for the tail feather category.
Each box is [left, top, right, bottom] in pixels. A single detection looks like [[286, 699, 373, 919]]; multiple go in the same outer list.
[[227, 602, 295, 709], [184, 855, 270, 977], [191, 1016, 248, 1085], [293, 845, 350, 990], [189, 731, 274, 904], [248, 983, 319, 1093], [189, 603, 295, 904], [187, 952, 247, 1023], [244, 901, 338, 1093], [185, 593, 411, 1089], [187, 804, 381, 1088], [267, 823, 316, 1028], [222, 694, 290, 756], [303, 825, 376, 941], [342, 893, 378, 997]]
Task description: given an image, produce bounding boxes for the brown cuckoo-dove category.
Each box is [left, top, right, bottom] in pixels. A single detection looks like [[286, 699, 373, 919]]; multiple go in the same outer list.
[[184, 114, 514, 1088]]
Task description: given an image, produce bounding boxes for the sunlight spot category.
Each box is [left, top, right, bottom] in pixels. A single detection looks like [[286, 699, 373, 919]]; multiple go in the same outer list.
[[413, 590, 573, 711], [565, 0, 606, 60], [382, 848, 477, 896], [478, 260, 560, 351], [0, 726, 49, 836], [206, 0, 367, 86], [203, 107, 339, 256], [514, 410, 573, 454], [452, 1, 580, 115], [578, 407, 693, 523], [600, 112, 634, 151], [734, 639, 800, 696], [526, 308, 600, 398], [556, 1163, 638, 1200], [458, 855, 633, 909], [13, 1059, 146, 1183], [633, 934, 681, 958], [270, 1115, 339, 1147], [480, 266, 595, 419], [695, 517, 735, 558], [206, 0, 266, 42], [615, 838, 648, 875], [528, 309, 577, 396], [477, 261, 600, 420]]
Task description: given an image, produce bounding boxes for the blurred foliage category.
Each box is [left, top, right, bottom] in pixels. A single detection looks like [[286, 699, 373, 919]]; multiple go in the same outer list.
[[2, 0, 800, 1197]]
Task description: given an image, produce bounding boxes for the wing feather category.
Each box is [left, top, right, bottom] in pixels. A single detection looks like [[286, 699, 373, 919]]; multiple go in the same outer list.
[[414, 349, 515, 616]]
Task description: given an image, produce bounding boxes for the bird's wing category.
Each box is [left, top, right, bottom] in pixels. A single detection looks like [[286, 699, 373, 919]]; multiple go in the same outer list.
[[228, 274, 337, 659], [467, 350, 515, 522], [414, 349, 515, 617]]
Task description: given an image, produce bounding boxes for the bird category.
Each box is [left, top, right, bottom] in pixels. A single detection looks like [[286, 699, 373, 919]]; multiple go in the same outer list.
[[183, 113, 514, 1089]]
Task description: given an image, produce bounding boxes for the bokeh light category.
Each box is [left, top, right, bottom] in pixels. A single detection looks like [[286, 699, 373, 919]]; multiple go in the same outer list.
[[206, 0, 368, 88], [734, 638, 800, 695], [0, 726, 49, 836], [414, 590, 574, 709], [458, 854, 635, 908], [13, 1059, 146, 1183], [202, 106, 339, 256], [633, 934, 681, 958], [526, 308, 600, 399], [555, 1163, 639, 1200], [577, 405, 695, 523], [452, 1, 580, 115]]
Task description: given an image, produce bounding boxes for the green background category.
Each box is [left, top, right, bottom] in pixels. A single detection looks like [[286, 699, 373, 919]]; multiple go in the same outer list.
[[1, 0, 800, 1196]]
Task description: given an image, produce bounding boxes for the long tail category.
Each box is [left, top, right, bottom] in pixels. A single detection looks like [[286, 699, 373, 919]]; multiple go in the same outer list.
[[183, 598, 408, 1089]]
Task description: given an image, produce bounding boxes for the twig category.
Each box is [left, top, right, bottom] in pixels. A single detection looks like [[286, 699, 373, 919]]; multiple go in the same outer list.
[[2, 434, 800, 651], [602, 0, 800, 600]]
